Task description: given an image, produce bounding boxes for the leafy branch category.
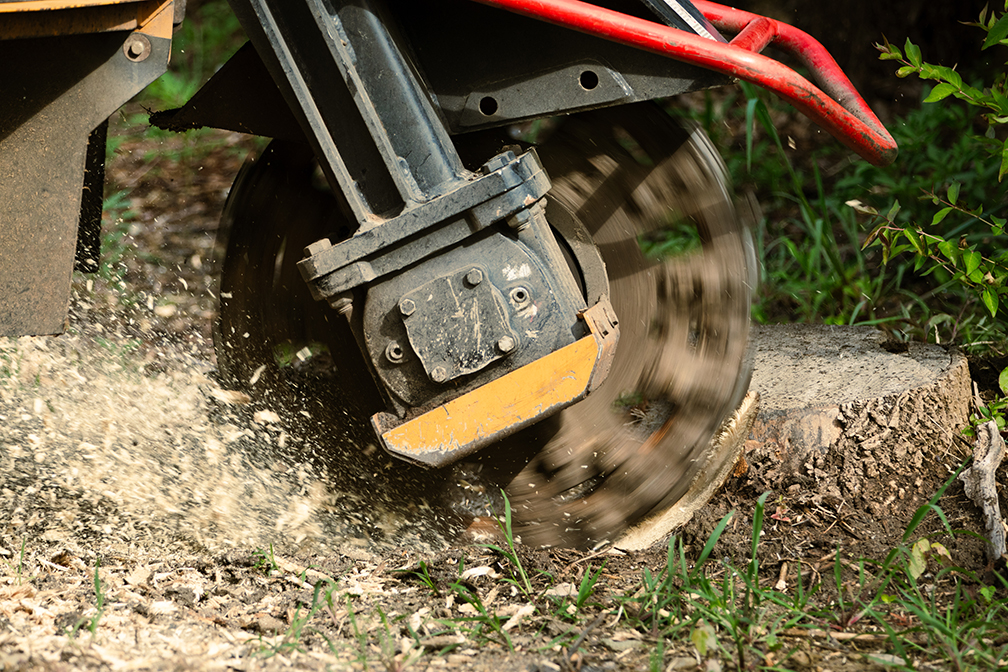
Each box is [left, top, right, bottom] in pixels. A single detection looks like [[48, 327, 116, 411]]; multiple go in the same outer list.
[[858, 4, 1008, 330]]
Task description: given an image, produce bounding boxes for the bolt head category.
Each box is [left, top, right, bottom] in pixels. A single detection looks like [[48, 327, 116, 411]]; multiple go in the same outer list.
[[482, 150, 516, 174], [431, 366, 447, 383], [399, 298, 415, 316], [330, 294, 353, 316], [507, 208, 532, 231], [465, 268, 483, 287], [304, 238, 332, 257], [497, 335, 517, 353]]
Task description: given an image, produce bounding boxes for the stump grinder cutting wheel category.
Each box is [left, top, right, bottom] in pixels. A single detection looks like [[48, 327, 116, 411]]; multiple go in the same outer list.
[[0, 0, 896, 549], [217, 103, 755, 547]]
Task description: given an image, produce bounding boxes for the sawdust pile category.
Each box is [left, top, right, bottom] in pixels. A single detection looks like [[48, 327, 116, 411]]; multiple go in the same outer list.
[[0, 310, 450, 563]]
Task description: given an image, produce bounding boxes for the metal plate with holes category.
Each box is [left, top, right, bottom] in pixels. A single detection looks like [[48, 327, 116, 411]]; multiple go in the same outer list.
[[400, 265, 517, 384], [362, 228, 575, 410]]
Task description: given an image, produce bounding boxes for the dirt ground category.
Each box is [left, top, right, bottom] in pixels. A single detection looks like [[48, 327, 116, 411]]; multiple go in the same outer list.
[[1, 108, 1005, 671]]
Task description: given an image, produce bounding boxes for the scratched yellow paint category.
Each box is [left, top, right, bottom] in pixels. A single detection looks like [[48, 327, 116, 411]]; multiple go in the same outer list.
[[382, 336, 599, 457], [0, 0, 173, 41]]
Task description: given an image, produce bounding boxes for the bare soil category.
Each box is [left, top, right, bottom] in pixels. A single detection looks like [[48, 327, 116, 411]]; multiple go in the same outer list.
[[1, 114, 1005, 670]]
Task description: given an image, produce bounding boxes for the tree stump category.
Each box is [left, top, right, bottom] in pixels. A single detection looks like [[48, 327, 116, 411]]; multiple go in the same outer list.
[[741, 324, 972, 515], [617, 324, 973, 550]]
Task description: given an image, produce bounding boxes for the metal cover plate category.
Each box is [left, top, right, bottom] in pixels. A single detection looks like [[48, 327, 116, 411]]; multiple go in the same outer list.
[[401, 266, 515, 383]]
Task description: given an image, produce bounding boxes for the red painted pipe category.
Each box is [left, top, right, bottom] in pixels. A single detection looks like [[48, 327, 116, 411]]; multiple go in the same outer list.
[[469, 0, 897, 166]]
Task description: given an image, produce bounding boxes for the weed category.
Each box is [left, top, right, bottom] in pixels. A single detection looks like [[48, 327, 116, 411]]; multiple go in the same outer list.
[[252, 543, 279, 576], [574, 562, 605, 611], [1, 538, 27, 584], [621, 493, 818, 669], [253, 578, 345, 659], [446, 582, 514, 650], [346, 593, 371, 667], [398, 560, 440, 597], [857, 6, 1008, 362], [89, 557, 105, 638], [479, 490, 535, 598]]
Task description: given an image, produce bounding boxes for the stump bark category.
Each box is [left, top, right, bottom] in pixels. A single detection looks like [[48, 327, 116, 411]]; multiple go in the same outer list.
[[741, 324, 973, 515]]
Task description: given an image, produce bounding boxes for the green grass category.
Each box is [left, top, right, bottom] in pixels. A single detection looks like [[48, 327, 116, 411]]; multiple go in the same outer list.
[[140, 0, 245, 113], [89, 557, 106, 638], [253, 543, 280, 576], [108, 0, 252, 165], [229, 479, 1007, 671], [670, 79, 1008, 352]]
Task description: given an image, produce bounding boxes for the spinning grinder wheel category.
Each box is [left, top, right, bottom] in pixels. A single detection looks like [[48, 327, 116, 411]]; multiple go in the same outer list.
[[215, 103, 755, 549], [508, 104, 754, 547]]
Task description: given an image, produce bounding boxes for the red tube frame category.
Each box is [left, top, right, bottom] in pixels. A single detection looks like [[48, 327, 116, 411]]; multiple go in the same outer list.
[[470, 0, 897, 166]]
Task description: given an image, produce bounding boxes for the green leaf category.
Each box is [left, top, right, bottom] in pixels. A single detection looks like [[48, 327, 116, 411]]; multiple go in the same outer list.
[[896, 65, 916, 78], [885, 200, 901, 220], [993, 215, 1006, 236], [923, 83, 957, 102], [905, 229, 924, 256], [937, 239, 959, 265], [904, 38, 922, 67], [1000, 141, 1008, 182], [981, 585, 997, 604], [983, 13, 1008, 49], [964, 248, 982, 276], [947, 181, 960, 206], [931, 207, 953, 225], [984, 286, 1000, 317], [938, 67, 964, 89], [999, 367, 1008, 397]]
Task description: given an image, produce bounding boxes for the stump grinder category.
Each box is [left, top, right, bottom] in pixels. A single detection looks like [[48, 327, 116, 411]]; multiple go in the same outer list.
[[0, 0, 896, 547]]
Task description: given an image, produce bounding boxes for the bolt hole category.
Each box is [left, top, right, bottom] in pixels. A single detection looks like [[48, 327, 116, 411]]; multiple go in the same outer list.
[[579, 70, 599, 91], [385, 342, 405, 363], [479, 96, 499, 116], [510, 287, 529, 304]]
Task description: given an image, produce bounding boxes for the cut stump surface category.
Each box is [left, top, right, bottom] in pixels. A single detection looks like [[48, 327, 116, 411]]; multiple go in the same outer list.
[[620, 324, 973, 550], [742, 324, 972, 515]]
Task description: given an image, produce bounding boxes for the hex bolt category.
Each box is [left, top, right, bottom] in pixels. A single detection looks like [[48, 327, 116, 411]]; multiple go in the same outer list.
[[399, 298, 415, 317], [385, 342, 405, 364], [465, 268, 483, 287], [431, 366, 448, 383], [330, 293, 353, 316], [304, 238, 332, 258], [497, 335, 517, 353], [506, 209, 532, 232], [481, 150, 516, 175]]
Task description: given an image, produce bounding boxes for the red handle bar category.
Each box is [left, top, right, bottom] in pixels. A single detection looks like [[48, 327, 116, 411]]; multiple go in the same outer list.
[[470, 0, 897, 166]]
